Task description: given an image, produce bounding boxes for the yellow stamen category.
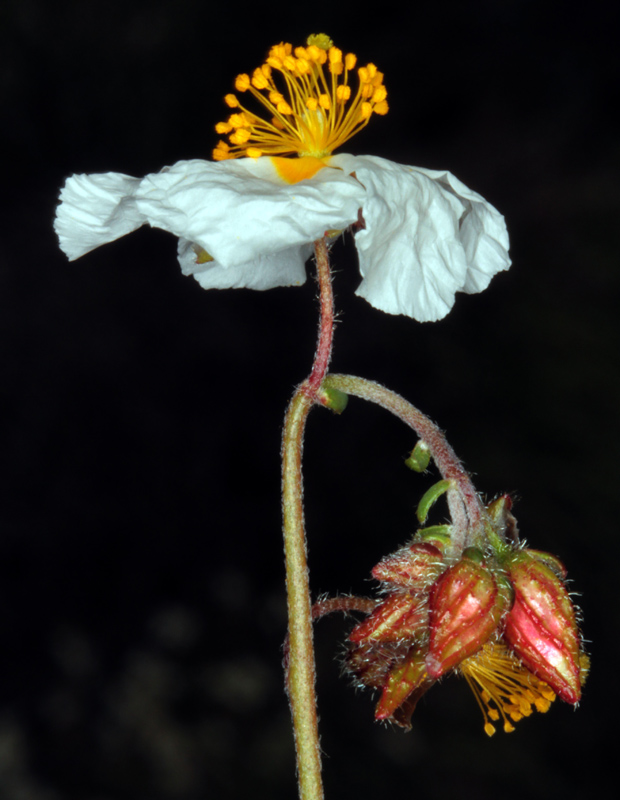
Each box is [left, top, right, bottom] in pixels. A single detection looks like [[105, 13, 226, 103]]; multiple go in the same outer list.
[[460, 642, 556, 736], [212, 34, 388, 163]]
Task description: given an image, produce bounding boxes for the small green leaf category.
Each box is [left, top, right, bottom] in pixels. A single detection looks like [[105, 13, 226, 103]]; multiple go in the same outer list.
[[416, 480, 453, 524], [317, 385, 349, 414], [405, 440, 431, 472]]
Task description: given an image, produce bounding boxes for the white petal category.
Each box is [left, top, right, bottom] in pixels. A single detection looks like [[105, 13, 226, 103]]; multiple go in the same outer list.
[[55, 172, 143, 261], [177, 238, 310, 291], [330, 154, 511, 322], [135, 158, 365, 269]]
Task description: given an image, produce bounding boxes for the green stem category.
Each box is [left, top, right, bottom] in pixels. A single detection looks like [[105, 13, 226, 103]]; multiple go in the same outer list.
[[281, 237, 333, 800], [322, 374, 486, 553]]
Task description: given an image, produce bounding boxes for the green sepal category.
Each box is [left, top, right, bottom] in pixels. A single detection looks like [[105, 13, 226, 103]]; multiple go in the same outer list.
[[317, 385, 349, 414], [416, 479, 452, 524], [405, 441, 431, 473], [415, 525, 452, 550]]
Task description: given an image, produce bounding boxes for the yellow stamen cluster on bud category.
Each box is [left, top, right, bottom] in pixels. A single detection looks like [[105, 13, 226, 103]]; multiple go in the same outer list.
[[212, 34, 388, 161], [460, 643, 556, 736]]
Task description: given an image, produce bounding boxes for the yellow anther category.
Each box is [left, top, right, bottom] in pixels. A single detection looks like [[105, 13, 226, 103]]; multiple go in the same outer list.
[[329, 46, 343, 65], [503, 721, 516, 733], [230, 129, 251, 145], [228, 113, 248, 128], [235, 73, 250, 92], [336, 85, 351, 102], [372, 86, 387, 103], [212, 36, 387, 161], [535, 696, 552, 712], [252, 69, 269, 90], [269, 43, 291, 60], [484, 722, 496, 737], [307, 33, 333, 50], [212, 141, 230, 161], [374, 100, 389, 115]]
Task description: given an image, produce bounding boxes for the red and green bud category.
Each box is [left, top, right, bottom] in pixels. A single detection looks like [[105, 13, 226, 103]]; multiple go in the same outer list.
[[502, 551, 582, 704], [374, 646, 429, 720], [348, 592, 429, 644], [371, 541, 444, 591], [425, 547, 513, 678]]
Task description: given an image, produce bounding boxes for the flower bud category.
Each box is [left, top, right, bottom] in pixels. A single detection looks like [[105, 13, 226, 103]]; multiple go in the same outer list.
[[371, 541, 444, 591], [425, 548, 512, 678], [374, 646, 428, 720], [348, 592, 428, 644], [503, 552, 582, 704]]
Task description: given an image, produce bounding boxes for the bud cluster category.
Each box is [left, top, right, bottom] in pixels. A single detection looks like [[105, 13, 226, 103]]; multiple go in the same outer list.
[[344, 495, 587, 735]]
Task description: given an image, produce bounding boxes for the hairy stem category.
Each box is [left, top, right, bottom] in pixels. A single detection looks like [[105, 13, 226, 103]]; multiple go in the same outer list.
[[281, 237, 333, 800], [322, 374, 486, 552]]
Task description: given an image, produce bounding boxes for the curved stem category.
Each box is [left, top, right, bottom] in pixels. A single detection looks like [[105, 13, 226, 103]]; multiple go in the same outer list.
[[281, 237, 333, 800], [322, 374, 486, 553]]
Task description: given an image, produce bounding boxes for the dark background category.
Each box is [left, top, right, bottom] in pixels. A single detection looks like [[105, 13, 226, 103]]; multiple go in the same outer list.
[[1, 1, 617, 798]]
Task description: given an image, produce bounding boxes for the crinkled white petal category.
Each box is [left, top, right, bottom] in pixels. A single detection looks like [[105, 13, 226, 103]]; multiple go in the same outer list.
[[330, 154, 511, 322], [134, 158, 364, 269], [54, 172, 143, 261], [55, 158, 365, 273], [177, 238, 310, 291]]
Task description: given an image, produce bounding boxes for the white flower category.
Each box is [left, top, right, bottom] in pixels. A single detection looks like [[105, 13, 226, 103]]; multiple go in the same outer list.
[[55, 35, 510, 322]]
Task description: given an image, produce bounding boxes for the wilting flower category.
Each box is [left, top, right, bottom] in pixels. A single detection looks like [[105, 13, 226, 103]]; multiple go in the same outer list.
[[55, 34, 511, 322], [335, 496, 588, 736]]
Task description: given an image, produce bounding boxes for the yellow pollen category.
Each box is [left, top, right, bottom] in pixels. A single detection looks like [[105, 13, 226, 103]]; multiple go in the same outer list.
[[460, 643, 556, 737], [212, 34, 388, 163]]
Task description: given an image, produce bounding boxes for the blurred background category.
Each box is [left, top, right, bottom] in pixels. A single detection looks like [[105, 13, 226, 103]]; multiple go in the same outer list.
[[1, 1, 617, 797]]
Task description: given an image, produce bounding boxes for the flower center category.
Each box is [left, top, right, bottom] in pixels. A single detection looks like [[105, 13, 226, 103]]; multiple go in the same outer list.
[[213, 34, 388, 165], [460, 643, 556, 736]]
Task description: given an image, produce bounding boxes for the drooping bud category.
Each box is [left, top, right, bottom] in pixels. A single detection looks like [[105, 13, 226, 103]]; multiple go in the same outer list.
[[502, 551, 582, 704], [425, 548, 513, 678], [371, 541, 445, 591], [348, 592, 428, 644], [374, 646, 429, 720]]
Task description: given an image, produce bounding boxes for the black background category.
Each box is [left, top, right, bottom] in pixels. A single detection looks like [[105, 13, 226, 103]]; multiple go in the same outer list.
[[1, 1, 617, 798]]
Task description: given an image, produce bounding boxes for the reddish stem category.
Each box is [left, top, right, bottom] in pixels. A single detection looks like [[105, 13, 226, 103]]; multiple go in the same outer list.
[[305, 238, 334, 395]]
